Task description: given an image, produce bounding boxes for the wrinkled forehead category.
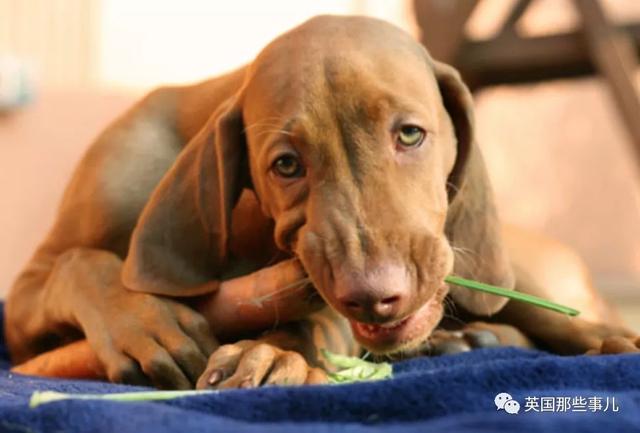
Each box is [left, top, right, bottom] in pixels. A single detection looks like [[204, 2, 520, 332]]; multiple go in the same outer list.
[[242, 16, 441, 131]]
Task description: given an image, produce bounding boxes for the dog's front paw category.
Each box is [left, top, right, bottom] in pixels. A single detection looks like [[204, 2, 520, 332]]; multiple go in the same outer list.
[[427, 322, 534, 355], [586, 336, 640, 355], [428, 328, 498, 355], [196, 340, 327, 389]]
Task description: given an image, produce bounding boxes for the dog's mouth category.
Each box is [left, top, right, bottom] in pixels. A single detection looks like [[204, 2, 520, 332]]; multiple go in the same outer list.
[[348, 284, 447, 354]]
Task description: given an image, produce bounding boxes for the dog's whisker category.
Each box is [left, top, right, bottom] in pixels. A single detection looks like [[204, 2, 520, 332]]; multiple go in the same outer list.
[[442, 312, 467, 328], [242, 122, 281, 133], [243, 116, 289, 136], [242, 277, 312, 307], [451, 246, 477, 262], [442, 296, 461, 319], [243, 115, 285, 127], [450, 245, 481, 278], [252, 128, 296, 139], [446, 181, 460, 195]]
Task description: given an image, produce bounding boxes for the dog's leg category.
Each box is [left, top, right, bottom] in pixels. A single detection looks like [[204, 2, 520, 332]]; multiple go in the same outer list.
[[196, 307, 358, 388], [493, 266, 638, 355], [5, 87, 223, 388], [493, 225, 638, 354], [496, 300, 638, 355], [7, 248, 217, 388]]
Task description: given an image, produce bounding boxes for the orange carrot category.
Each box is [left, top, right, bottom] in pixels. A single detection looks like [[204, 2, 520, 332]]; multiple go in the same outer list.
[[12, 340, 106, 379], [11, 258, 321, 380], [197, 258, 322, 339]]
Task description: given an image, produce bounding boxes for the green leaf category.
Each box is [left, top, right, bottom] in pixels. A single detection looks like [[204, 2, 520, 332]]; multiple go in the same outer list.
[[322, 349, 392, 384]]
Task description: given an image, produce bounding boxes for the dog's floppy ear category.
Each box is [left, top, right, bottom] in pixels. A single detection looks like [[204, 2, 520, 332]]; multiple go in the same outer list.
[[435, 61, 515, 315], [122, 96, 247, 296]]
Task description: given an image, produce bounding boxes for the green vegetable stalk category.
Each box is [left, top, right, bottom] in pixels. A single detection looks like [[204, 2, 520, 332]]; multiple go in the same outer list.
[[29, 389, 214, 408], [29, 351, 391, 408], [444, 275, 580, 316]]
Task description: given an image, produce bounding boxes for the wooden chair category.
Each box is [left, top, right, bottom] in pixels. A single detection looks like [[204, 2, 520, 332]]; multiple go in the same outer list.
[[413, 0, 640, 172]]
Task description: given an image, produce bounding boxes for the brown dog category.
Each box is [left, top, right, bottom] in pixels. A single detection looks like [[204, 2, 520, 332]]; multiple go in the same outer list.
[[6, 15, 638, 390]]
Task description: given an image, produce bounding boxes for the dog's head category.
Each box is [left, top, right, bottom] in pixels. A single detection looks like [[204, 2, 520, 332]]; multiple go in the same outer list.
[[123, 16, 514, 355]]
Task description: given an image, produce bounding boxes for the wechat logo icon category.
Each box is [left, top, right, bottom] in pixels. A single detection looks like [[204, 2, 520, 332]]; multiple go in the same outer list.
[[495, 392, 520, 415]]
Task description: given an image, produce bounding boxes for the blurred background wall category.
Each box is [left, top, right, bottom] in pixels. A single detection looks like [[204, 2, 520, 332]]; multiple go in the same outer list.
[[0, 0, 638, 324]]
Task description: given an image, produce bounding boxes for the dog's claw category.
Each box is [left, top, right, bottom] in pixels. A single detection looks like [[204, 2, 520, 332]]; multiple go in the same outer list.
[[208, 369, 223, 385], [464, 330, 500, 348], [432, 339, 471, 355]]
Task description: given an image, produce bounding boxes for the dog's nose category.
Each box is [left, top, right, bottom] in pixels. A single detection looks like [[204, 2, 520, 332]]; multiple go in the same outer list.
[[336, 263, 409, 322], [341, 293, 404, 321]]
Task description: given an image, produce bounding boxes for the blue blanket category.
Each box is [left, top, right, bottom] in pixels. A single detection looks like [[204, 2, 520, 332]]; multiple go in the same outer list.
[[1, 304, 639, 433]]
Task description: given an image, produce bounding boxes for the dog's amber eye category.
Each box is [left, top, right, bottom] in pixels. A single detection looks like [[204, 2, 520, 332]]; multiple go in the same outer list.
[[397, 125, 425, 148], [272, 154, 304, 178]]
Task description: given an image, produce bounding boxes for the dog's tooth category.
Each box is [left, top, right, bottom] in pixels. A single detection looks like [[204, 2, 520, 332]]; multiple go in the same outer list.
[[379, 317, 408, 329]]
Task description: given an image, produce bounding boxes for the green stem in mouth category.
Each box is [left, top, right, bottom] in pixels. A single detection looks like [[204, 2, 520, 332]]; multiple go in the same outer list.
[[444, 275, 580, 317]]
